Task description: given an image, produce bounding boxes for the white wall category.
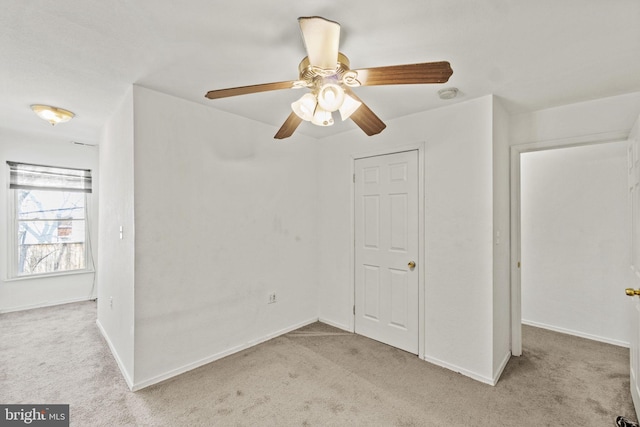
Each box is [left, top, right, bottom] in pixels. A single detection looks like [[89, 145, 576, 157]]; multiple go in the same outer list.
[[521, 142, 630, 346], [492, 98, 511, 375], [510, 91, 640, 145], [96, 88, 136, 385], [318, 95, 507, 384], [130, 86, 320, 388], [0, 128, 99, 313]]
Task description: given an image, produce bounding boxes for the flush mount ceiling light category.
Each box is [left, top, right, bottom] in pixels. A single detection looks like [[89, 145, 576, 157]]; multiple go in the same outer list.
[[30, 104, 75, 126], [205, 16, 453, 139]]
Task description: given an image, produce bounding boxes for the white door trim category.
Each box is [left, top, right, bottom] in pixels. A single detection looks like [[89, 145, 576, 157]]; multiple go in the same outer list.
[[350, 142, 426, 359], [510, 130, 629, 356]]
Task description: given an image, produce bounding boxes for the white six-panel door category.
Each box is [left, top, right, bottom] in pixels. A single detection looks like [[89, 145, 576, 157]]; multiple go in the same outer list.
[[627, 117, 640, 419], [354, 150, 419, 354]]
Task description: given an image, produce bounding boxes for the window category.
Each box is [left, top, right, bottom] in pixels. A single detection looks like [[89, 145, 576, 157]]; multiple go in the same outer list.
[[8, 162, 92, 278]]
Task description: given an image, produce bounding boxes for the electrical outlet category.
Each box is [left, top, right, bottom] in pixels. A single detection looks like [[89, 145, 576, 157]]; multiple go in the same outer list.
[[110, 296, 113, 309], [268, 293, 277, 304]]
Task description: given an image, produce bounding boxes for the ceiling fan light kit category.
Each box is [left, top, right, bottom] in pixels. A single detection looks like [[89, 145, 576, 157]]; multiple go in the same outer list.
[[290, 52, 361, 126], [205, 16, 453, 139]]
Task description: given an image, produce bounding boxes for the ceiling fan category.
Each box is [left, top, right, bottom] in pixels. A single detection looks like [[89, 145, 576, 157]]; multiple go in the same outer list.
[[205, 16, 453, 139]]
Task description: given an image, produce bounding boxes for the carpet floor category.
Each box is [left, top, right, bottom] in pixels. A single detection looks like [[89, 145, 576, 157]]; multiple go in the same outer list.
[[1, 300, 637, 426]]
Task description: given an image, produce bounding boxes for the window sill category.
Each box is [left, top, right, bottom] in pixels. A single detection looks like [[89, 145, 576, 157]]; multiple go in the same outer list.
[[4, 269, 95, 282]]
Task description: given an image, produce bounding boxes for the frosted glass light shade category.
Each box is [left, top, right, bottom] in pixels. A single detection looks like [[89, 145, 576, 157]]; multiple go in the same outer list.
[[291, 93, 317, 121], [338, 94, 362, 121], [31, 105, 75, 126], [311, 106, 334, 126], [317, 83, 345, 112]]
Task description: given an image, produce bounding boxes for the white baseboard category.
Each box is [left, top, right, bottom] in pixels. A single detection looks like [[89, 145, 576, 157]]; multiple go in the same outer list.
[[131, 317, 319, 392], [318, 317, 353, 333], [321, 318, 506, 386], [95, 319, 134, 390], [0, 295, 96, 314], [522, 319, 629, 348], [423, 354, 496, 386], [493, 351, 511, 385]]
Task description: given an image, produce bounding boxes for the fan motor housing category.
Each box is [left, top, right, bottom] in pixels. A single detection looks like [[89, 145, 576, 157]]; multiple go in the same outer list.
[[298, 52, 351, 83]]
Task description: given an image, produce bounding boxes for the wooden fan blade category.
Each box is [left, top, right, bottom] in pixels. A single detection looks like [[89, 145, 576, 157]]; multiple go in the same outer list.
[[351, 61, 452, 86], [205, 81, 300, 100], [274, 112, 303, 139], [298, 16, 340, 70], [345, 90, 386, 136]]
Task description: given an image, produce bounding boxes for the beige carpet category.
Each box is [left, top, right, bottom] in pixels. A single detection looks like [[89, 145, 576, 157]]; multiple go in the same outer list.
[[0, 300, 637, 426]]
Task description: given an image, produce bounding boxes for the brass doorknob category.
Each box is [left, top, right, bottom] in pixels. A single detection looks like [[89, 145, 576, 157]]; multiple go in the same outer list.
[[625, 288, 640, 297], [408, 261, 416, 269]]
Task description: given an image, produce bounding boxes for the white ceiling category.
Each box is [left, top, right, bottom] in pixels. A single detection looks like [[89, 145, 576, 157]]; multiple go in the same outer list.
[[2, 0, 640, 142]]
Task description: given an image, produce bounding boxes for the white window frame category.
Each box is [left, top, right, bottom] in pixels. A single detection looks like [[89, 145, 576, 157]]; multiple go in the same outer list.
[[6, 163, 93, 280]]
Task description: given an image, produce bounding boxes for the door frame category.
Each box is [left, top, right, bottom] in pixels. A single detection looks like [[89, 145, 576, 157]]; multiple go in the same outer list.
[[510, 130, 629, 356], [350, 142, 426, 359]]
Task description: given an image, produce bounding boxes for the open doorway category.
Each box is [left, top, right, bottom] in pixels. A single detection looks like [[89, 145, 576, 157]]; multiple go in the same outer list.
[[510, 134, 630, 355], [521, 142, 630, 345]]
